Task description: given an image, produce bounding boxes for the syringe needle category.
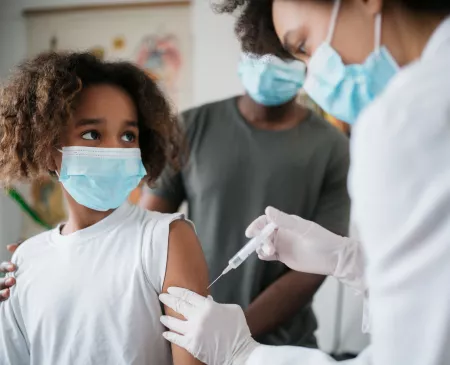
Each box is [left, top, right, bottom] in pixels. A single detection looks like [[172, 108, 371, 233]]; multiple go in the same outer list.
[[207, 273, 224, 290]]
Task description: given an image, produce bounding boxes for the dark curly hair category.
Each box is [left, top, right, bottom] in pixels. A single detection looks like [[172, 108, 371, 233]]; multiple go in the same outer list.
[[213, 0, 450, 58], [0, 51, 183, 185]]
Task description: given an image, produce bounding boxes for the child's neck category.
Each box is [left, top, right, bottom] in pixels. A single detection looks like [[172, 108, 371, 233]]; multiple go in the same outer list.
[[61, 192, 115, 235]]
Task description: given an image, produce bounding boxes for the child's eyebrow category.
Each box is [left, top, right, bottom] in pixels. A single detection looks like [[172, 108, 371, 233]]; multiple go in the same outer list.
[[125, 120, 139, 128], [75, 118, 104, 127]]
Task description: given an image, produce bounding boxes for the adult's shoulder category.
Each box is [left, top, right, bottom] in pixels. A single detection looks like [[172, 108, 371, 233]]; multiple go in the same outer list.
[[180, 96, 238, 132], [303, 110, 349, 148], [354, 57, 450, 144], [349, 58, 450, 240]]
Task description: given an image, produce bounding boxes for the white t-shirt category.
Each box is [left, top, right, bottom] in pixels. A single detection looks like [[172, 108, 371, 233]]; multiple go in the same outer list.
[[0, 202, 187, 365]]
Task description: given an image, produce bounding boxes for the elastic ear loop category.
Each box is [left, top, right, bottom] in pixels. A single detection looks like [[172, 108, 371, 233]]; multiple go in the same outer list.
[[325, 0, 342, 44], [55, 147, 63, 178], [374, 13, 382, 55]]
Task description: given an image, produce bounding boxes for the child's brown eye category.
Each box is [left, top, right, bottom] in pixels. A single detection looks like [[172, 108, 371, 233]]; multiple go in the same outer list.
[[122, 132, 136, 143], [81, 131, 100, 140]]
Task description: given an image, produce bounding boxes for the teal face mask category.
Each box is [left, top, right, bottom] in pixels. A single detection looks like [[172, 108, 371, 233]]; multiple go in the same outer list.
[[238, 54, 306, 106], [303, 0, 399, 124], [58, 147, 147, 211]]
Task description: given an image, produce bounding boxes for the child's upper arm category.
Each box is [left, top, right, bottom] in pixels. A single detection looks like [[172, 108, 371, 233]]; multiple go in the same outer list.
[[162, 219, 208, 365]]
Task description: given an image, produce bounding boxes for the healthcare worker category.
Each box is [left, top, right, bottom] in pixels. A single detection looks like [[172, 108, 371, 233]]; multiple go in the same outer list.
[[158, 0, 450, 364]]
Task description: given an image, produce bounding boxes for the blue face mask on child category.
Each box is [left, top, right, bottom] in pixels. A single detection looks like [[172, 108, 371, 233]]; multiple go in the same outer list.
[[238, 54, 306, 106], [303, 0, 399, 124], [58, 147, 147, 211]]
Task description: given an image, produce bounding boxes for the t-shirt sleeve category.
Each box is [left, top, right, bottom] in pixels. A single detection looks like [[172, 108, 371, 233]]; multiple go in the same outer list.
[[0, 255, 30, 365], [141, 213, 195, 293], [312, 133, 351, 236]]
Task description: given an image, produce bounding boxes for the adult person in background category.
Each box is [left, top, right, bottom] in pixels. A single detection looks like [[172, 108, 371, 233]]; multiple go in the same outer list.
[[139, 53, 350, 347], [157, 0, 450, 364]]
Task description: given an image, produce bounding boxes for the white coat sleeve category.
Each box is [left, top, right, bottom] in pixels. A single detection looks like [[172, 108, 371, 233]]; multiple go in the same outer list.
[[349, 74, 450, 365], [246, 345, 372, 365]]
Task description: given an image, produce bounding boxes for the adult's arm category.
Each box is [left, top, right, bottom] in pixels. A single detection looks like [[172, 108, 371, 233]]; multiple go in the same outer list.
[[245, 131, 350, 338], [245, 270, 324, 337], [159, 286, 373, 365], [246, 344, 371, 365], [349, 83, 450, 364]]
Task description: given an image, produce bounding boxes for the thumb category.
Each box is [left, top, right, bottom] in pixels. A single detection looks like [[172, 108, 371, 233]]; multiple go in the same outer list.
[[7, 245, 18, 254], [163, 331, 187, 349]]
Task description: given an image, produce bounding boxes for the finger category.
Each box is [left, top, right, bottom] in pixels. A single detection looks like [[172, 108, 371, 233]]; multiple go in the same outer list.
[[160, 315, 188, 335], [0, 277, 16, 291], [0, 288, 10, 302], [0, 262, 16, 273], [245, 215, 268, 238], [257, 241, 276, 257], [167, 287, 208, 307], [162, 331, 188, 349], [159, 293, 196, 318], [266, 206, 304, 231], [7, 244, 19, 254]]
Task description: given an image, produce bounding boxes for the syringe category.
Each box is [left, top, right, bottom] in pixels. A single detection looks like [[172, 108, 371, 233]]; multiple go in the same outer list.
[[207, 222, 277, 289]]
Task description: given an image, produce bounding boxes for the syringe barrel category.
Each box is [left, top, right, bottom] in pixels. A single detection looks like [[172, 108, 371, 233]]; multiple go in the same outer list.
[[228, 222, 277, 269]]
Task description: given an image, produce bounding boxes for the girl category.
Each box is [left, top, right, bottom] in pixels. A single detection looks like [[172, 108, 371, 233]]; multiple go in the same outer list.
[[0, 51, 208, 365]]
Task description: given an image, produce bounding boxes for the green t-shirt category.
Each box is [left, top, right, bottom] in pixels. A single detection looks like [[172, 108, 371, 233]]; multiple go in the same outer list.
[[149, 96, 350, 347]]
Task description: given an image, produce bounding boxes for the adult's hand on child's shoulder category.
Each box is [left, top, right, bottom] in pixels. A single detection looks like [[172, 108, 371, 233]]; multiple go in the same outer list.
[[0, 261, 17, 302], [0, 241, 21, 301], [7, 241, 22, 254]]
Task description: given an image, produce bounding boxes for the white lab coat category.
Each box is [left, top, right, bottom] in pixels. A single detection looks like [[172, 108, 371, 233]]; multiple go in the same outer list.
[[246, 15, 450, 365]]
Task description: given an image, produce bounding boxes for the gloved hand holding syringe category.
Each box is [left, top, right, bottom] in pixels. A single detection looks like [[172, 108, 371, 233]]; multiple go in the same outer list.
[[207, 222, 277, 289]]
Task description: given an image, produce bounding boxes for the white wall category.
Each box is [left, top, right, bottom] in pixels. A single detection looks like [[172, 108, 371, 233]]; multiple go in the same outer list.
[[0, 0, 243, 105], [0, 0, 368, 355]]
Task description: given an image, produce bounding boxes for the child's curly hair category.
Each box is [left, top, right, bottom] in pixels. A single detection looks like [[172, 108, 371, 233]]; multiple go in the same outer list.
[[0, 51, 183, 185]]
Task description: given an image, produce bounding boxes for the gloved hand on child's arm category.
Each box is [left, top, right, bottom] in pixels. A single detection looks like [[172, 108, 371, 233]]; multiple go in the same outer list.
[[159, 287, 259, 365]]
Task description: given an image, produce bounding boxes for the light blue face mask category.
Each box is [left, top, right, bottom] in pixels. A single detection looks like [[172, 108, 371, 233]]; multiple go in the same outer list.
[[238, 54, 306, 106], [303, 0, 399, 124], [58, 147, 147, 212]]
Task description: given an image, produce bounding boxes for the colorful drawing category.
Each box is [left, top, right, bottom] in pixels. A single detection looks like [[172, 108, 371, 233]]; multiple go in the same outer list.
[[113, 36, 126, 51], [135, 34, 182, 102]]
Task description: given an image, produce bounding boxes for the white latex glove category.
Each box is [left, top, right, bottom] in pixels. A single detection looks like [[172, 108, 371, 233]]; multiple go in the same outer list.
[[246, 206, 365, 293], [159, 287, 260, 365]]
